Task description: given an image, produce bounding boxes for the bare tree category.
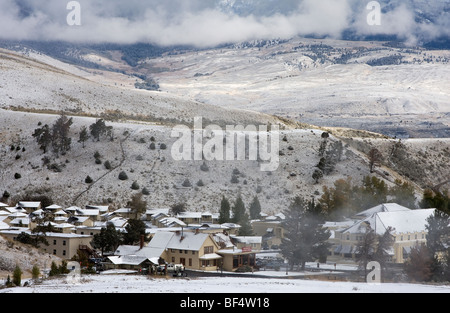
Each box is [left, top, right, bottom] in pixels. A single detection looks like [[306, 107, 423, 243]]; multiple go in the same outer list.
[[368, 148, 383, 173]]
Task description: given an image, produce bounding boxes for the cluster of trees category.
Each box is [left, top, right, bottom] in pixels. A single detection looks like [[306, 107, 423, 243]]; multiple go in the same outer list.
[[33, 114, 114, 156], [318, 176, 416, 220], [405, 211, 450, 282], [32, 112, 73, 156], [218, 195, 262, 236], [421, 189, 450, 215]]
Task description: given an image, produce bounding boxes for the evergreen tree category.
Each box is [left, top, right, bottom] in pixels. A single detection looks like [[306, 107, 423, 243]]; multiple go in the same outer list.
[[390, 180, 417, 209], [78, 126, 89, 148], [249, 195, 262, 220], [49, 261, 59, 276], [32, 265, 40, 281], [122, 219, 148, 245], [238, 211, 254, 236], [89, 119, 112, 142], [426, 210, 450, 281], [51, 112, 73, 156], [91, 223, 122, 256], [280, 197, 331, 270], [232, 196, 246, 224], [32, 124, 52, 154], [219, 195, 231, 224], [405, 243, 433, 282], [12, 265, 22, 286]]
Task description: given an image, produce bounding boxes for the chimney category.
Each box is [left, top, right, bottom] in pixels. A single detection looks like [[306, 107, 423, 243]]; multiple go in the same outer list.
[[139, 235, 145, 250]]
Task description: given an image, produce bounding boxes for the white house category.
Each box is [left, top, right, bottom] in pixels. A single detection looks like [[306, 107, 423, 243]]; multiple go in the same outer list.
[[331, 206, 436, 263]]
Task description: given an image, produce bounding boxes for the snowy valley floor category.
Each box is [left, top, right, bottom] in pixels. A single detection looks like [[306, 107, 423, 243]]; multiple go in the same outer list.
[[2, 273, 450, 294]]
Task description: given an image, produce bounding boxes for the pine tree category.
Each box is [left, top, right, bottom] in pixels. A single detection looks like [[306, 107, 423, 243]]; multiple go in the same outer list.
[[390, 180, 416, 209], [280, 197, 331, 270], [405, 243, 433, 282], [32, 124, 52, 154], [91, 223, 122, 256], [12, 265, 22, 286], [52, 112, 73, 156], [32, 265, 40, 281], [122, 219, 148, 245], [238, 211, 253, 236], [232, 196, 246, 224], [219, 196, 231, 224], [249, 196, 262, 220], [78, 126, 89, 148]]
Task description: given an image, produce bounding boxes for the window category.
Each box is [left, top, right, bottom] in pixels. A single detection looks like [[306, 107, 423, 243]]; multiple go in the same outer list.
[[204, 246, 214, 254], [189, 258, 192, 266], [53, 240, 57, 245], [63, 240, 66, 246], [53, 250, 56, 255], [192, 251, 195, 255], [63, 250, 66, 256], [172, 257, 175, 263]]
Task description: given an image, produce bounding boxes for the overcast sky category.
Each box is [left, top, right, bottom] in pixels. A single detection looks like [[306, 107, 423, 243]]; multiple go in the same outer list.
[[0, 0, 448, 47]]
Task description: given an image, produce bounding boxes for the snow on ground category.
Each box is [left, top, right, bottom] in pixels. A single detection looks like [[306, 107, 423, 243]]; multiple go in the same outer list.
[[2, 274, 450, 293]]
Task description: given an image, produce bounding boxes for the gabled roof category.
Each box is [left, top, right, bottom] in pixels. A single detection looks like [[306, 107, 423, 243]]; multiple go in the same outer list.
[[18, 201, 41, 208], [148, 231, 216, 251], [354, 203, 411, 219], [344, 209, 436, 235]]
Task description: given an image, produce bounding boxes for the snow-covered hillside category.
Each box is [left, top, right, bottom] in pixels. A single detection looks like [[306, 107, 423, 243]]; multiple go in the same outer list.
[[0, 47, 448, 211]]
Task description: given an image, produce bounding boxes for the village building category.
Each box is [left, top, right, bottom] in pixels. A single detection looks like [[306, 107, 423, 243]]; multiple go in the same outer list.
[[329, 205, 436, 263], [0, 229, 93, 260], [252, 213, 285, 249]]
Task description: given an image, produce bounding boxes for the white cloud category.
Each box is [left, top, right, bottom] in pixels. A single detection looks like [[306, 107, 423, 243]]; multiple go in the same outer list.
[[0, 0, 447, 46]]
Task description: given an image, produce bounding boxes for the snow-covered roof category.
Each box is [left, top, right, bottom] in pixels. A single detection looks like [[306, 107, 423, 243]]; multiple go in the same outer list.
[[18, 201, 41, 208], [158, 217, 187, 227], [107, 255, 149, 266], [148, 231, 212, 251], [86, 205, 109, 212], [0, 229, 92, 238], [76, 209, 99, 216], [231, 236, 262, 244], [10, 217, 30, 225], [45, 204, 62, 210], [344, 209, 436, 235], [354, 203, 411, 219], [145, 208, 170, 216]]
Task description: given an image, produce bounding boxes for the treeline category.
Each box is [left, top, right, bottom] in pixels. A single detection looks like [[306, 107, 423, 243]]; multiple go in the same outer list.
[[217, 195, 262, 236], [318, 176, 417, 220]]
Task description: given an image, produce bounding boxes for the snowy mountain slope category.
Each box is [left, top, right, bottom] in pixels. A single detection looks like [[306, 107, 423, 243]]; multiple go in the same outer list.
[[139, 37, 450, 138], [0, 47, 448, 213], [0, 49, 285, 128]]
